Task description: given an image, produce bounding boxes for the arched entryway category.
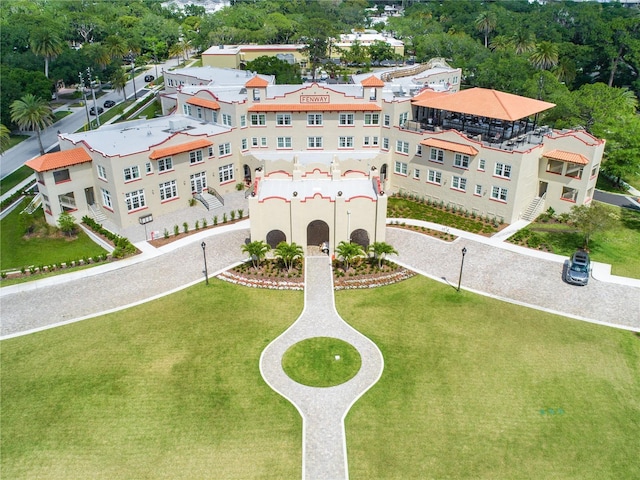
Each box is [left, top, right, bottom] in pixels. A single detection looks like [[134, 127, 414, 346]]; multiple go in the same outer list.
[[243, 164, 252, 185], [350, 229, 370, 249], [380, 163, 388, 182], [307, 220, 329, 247], [266, 229, 286, 248]]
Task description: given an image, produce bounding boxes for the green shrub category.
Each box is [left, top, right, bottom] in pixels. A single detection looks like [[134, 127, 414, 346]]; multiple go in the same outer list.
[[238, 209, 244, 218], [195, 220, 200, 231], [163, 228, 169, 239], [223, 213, 228, 223], [213, 216, 218, 225], [183, 222, 188, 234], [202, 218, 207, 228], [230, 210, 236, 221], [174, 225, 179, 236]]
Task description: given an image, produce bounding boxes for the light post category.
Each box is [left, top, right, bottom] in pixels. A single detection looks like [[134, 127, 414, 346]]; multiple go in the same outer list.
[[87, 68, 100, 127], [78, 71, 91, 130], [347, 210, 351, 242], [201, 241, 209, 285], [457, 247, 467, 292], [130, 51, 138, 100]]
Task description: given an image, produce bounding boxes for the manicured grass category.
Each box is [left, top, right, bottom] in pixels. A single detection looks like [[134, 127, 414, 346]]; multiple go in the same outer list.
[[3, 134, 29, 151], [1, 281, 304, 479], [0, 199, 106, 271], [130, 99, 162, 120], [339, 276, 640, 479], [53, 110, 72, 122], [0, 165, 34, 195], [388, 196, 500, 234], [510, 204, 640, 278], [282, 337, 361, 387]]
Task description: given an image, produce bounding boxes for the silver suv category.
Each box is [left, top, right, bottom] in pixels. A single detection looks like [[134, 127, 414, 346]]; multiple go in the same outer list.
[[565, 250, 590, 286]]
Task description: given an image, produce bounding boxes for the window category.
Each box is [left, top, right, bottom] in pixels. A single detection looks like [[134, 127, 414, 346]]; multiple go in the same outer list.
[[251, 137, 259, 147], [382, 137, 389, 150], [429, 148, 444, 163], [218, 142, 231, 156], [222, 113, 232, 127], [452, 176, 467, 191], [101, 188, 112, 208], [339, 136, 353, 148], [364, 136, 371, 146], [276, 114, 292, 126], [211, 111, 218, 124], [260, 137, 267, 147], [189, 150, 203, 164], [182, 104, 192, 116], [277, 137, 292, 148], [123, 165, 140, 182], [372, 136, 379, 146], [219, 163, 234, 183], [413, 168, 421, 180], [339, 113, 354, 125], [208, 146, 214, 157], [474, 184, 482, 196], [250, 113, 266, 126], [125, 189, 146, 211], [478, 158, 486, 171], [196, 107, 202, 119], [416, 145, 422, 156], [454, 153, 470, 168], [396, 140, 409, 154], [307, 114, 323, 125], [491, 186, 508, 202], [495, 162, 511, 178], [383, 114, 390, 127], [158, 157, 173, 172], [241, 138, 248, 150], [240, 114, 247, 128], [398, 112, 408, 127], [308, 136, 323, 148], [591, 164, 599, 177], [428, 170, 442, 184], [97, 165, 107, 180], [364, 113, 379, 125], [394, 161, 408, 175], [53, 169, 70, 183], [145, 162, 152, 174], [561, 186, 577, 202], [159, 180, 178, 201]]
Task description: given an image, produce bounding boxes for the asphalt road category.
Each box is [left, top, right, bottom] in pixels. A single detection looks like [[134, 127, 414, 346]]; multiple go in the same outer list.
[[593, 190, 640, 211], [0, 63, 168, 180]]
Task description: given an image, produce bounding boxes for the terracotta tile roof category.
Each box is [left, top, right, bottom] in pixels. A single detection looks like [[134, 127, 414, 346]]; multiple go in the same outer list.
[[245, 76, 269, 88], [360, 75, 385, 87], [187, 97, 220, 109], [543, 149, 589, 165], [412, 87, 555, 121], [149, 138, 213, 160], [248, 103, 382, 112], [412, 88, 446, 101], [420, 138, 478, 156], [25, 147, 92, 172]]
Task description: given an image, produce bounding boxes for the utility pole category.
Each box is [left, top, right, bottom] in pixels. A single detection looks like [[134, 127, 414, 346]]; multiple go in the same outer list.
[[87, 68, 100, 127], [78, 71, 91, 130]]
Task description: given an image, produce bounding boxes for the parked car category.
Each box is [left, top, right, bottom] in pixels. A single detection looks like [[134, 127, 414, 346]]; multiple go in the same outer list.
[[565, 250, 590, 285], [103, 100, 116, 108], [144, 75, 155, 82], [89, 106, 104, 115]]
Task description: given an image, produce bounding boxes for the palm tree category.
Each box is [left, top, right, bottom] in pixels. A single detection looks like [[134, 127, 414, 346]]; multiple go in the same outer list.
[[169, 41, 184, 66], [241, 240, 270, 269], [489, 35, 511, 52], [0, 124, 10, 154], [274, 241, 304, 272], [335, 241, 364, 271], [474, 11, 497, 49], [10, 94, 54, 155], [368, 242, 398, 268], [530, 41, 559, 71], [509, 31, 535, 55], [30, 29, 64, 78], [110, 68, 128, 101], [104, 35, 128, 62]]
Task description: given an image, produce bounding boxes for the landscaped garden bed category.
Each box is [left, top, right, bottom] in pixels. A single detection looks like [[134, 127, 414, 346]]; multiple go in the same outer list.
[[388, 221, 457, 242], [387, 193, 504, 235], [148, 210, 246, 247]]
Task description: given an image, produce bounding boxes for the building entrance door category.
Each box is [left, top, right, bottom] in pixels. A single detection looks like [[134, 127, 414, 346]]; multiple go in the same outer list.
[[84, 187, 95, 206], [190, 172, 207, 193]]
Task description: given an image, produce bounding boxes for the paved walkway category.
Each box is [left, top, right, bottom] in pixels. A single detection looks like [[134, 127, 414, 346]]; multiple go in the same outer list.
[[260, 255, 383, 480]]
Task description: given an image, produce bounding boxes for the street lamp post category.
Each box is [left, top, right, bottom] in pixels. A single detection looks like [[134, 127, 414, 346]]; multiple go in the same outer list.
[[130, 51, 138, 100], [201, 241, 209, 285], [457, 247, 467, 292], [78, 72, 91, 130], [87, 68, 100, 127]]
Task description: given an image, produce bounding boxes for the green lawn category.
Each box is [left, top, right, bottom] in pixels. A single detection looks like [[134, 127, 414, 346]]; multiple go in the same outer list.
[[340, 277, 640, 479], [0, 199, 106, 271], [1, 281, 304, 479], [510, 204, 640, 278], [2, 277, 638, 479], [130, 98, 162, 121], [0, 165, 34, 195], [3, 134, 29, 151]]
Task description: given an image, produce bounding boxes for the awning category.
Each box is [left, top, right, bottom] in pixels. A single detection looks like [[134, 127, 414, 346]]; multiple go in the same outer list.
[[187, 97, 220, 110], [543, 149, 589, 165], [248, 103, 381, 112], [420, 138, 478, 156], [149, 138, 213, 160], [26, 147, 92, 172]]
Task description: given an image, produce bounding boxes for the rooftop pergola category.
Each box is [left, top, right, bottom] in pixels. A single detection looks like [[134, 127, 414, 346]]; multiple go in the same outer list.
[[412, 87, 555, 143]]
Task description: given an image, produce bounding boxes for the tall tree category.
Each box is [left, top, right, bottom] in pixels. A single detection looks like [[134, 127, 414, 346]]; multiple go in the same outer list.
[[299, 18, 337, 81], [530, 41, 559, 99], [10, 94, 53, 155], [104, 35, 128, 62], [30, 29, 64, 78], [569, 203, 615, 249], [110, 68, 128, 101], [599, 114, 640, 187], [510, 31, 535, 55], [474, 11, 497, 48], [0, 124, 11, 154]]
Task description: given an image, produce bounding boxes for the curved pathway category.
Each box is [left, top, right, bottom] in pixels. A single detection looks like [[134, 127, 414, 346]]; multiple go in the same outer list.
[[260, 255, 384, 480]]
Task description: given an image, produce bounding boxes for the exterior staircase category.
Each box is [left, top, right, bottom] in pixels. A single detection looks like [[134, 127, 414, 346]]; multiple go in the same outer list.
[[20, 193, 42, 214], [88, 203, 107, 222], [521, 193, 546, 221], [194, 190, 223, 211]]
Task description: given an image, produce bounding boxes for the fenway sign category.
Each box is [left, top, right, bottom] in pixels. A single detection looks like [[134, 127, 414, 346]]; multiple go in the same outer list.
[[300, 95, 330, 103]]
